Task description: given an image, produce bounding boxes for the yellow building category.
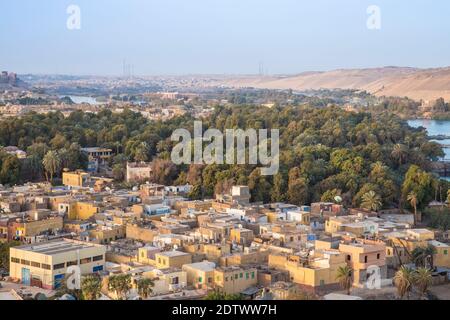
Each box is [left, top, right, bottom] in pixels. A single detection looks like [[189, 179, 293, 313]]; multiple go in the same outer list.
[[126, 223, 158, 242], [10, 239, 106, 289], [67, 201, 101, 220], [137, 246, 161, 265], [182, 261, 216, 289], [430, 240, 450, 268], [338, 240, 387, 285], [155, 251, 192, 269], [214, 266, 257, 295], [219, 249, 269, 267], [229, 228, 254, 246], [88, 225, 126, 244], [62, 170, 91, 188], [143, 268, 187, 295], [268, 250, 347, 292], [183, 243, 231, 264], [15, 216, 63, 239]]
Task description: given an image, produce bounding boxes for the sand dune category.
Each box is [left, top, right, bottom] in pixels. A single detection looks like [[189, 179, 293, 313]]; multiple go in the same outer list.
[[213, 67, 450, 102]]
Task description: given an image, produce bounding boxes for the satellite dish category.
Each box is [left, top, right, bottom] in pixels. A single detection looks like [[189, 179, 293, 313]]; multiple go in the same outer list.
[[334, 196, 342, 203]]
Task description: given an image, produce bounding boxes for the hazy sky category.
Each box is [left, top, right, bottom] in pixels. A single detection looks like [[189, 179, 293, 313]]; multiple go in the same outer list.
[[1, 0, 450, 75]]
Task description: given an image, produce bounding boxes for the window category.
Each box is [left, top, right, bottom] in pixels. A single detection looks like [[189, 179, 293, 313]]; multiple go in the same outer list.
[[20, 259, 30, 266], [246, 273, 249, 279], [198, 277, 202, 283], [320, 280, 325, 286], [444, 250, 448, 255], [240, 273, 243, 278], [208, 277, 212, 283], [31, 261, 41, 268], [80, 257, 92, 264], [251, 272, 255, 279], [171, 277, 179, 285], [42, 264, 51, 270], [225, 277, 228, 282], [67, 261, 77, 267], [234, 274, 238, 279], [53, 263, 65, 270], [92, 255, 103, 262], [11, 257, 20, 264], [377, 253, 380, 259], [347, 255, 351, 261], [364, 256, 368, 263]]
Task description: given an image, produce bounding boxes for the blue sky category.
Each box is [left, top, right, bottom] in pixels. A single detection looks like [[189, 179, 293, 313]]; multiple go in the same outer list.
[[1, 0, 450, 75]]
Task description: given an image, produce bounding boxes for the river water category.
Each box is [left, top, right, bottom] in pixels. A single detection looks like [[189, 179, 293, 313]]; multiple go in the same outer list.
[[61, 95, 100, 105], [408, 119, 450, 160], [408, 119, 450, 181]]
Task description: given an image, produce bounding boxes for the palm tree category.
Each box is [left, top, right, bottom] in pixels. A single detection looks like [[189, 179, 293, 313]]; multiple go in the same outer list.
[[391, 144, 408, 166], [108, 274, 132, 300], [393, 266, 414, 299], [137, 278, 154, 299], [412, 245, 437, 270], [413, 268, 432, 299], [135, 142, 150, 162], [81, 274, 102, 300], [42, 150, 61, 183], [336, 265, 353, 295], [361, 191, 382, 212], [407, 191, 419, 226]]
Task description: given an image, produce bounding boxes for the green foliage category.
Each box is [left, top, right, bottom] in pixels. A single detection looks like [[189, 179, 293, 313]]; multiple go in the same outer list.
[[393, 266, 414, 299], [108, 274, 132, 300], [81, 274, 103, 300], [204, 291, 243, 300], [411, 245, 436, 269], [137, 277, 154, 299], [360, 190, 382, 212], [424, 207, 450, 231], [0, 105, 442, 206], [401, 165, 437, 210], [413, 268, 433, 299], [336, 265, 353, 295], [0, 241, 21, 272]]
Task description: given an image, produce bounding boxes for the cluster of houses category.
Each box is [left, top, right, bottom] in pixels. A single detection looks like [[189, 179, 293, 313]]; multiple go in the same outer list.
[[1, 171, 449, 300]]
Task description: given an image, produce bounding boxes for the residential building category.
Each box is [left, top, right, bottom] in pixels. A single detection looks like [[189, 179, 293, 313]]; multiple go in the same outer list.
[[9, 239, 106, 289]]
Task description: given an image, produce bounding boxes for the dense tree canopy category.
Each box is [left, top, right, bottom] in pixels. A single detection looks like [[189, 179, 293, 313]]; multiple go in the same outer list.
[[0, 105, 446, 209]]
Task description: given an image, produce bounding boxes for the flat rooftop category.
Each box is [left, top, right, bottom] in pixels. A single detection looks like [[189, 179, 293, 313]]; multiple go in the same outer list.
[[15, 239, 101, 256], [183, 261, 216, 272], [157, 250, 190, 257]]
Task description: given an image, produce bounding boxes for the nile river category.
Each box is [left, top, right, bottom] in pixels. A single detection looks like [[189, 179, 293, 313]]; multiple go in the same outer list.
[[408, 119, 450, 160]]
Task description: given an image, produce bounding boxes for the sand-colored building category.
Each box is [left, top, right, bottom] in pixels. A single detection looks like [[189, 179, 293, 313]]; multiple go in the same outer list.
[[214, 266, 257, 295], [338, 240, 387, 285], [62, 170, 91, 188], [155, 251, 192, 269], [10, 239, 106, 289], [182, 261, 216, 289]]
